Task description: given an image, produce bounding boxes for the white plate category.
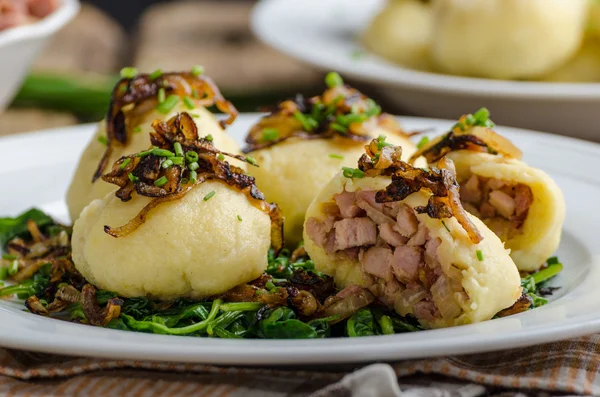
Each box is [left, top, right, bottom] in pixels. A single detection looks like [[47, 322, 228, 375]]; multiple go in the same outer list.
[[251, 0, 600, 142], [1, 115, 599, 365]]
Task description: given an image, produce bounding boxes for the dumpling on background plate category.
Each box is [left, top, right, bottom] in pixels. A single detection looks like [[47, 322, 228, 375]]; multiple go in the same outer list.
[[244, 72, 419, 245], [303, 137, 521, 329], [409, 109, 565, 272], [72, 112, 283, 300], [66, 68, 242, 223]]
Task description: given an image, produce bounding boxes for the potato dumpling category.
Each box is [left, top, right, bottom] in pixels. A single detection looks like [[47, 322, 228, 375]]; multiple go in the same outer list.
[[431, 0, 588, 79], [362, 0, 433, 70], [72, 180, 271, 300]]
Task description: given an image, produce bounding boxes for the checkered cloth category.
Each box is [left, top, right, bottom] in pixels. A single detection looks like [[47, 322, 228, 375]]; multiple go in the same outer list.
[[0, 334, 598, 396]]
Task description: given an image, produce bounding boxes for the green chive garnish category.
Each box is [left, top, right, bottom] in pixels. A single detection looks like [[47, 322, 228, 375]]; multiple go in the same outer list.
[[8, 260, 18, 276], [186, 151, 199, 163], [161, 159, 173, 169], [293, 111, 318, 131], [183, 96, 195, 110], [203, 190, 216, 201], [158, 87, 166, 104], [128, 173, 139, 183], [547, 256, 560, 265], [342, 167, 364, 178], [237, 215, 242, 222], [174, 142, 183, 157], [262, 128, 279, 141], [417, 136, 430, 150], [246, 156, 258, 166], [442, 220, 451, 233], [169, 156, 184, 165], [120, 67, 137, 79], [217, 153, 225, 161], [188, 162, 199, 171], [191, 113, 200, 118], [154, 176, 169, 187], [97, 135, 108, 146], [189, 170, 198, 184], [377, 134, 387, 142], [152, 148, 175, 158], [157, 95, 179, 114], [325, 71, 344, 88], [2, 254, 16, 260], [476, 250, 484, 261], [133, 126, 142, 133], [149, 69, 163, 80], [119, 158, 131, 170], [191, 65, 205, 76], [329, 153, 344, 160], [330, 122, 347, 133], [0, 267, 7, 280], [205, 134, 213, 142], [377, 141, 394, 150]]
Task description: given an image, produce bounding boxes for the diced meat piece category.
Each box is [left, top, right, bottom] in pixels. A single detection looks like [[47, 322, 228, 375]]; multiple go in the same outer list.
[[382, 202, 401, 218], [305, 217, 331, 248], [391, 246, 423, 284], [418, 267, 438, 289], [360, 247, 394, 281], [379, 223, 408, 247], [379, 279, 403, 306], [333, 218, 377, 251], [334, 191, 363, 218], [487, 178, 506, 190], [514, 184, 534, 217], [324, 230, 336, 254], [414, 300, 439, 322], [460, 175, 482, 204], [488, 190, 516, 219], [407, 224, 428, 246], [340, 247, 360, 261], [479, 201, 496, 218], [356, 191, 395, 225], [394, 205, 419, 238], [425, 237, 441, 264], [321, 202, 341, 217], [462, 202, 480, 217]]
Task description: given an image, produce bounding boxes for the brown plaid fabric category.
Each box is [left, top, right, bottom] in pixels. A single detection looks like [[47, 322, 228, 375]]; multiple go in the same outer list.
[[0, 335, 598, 396]]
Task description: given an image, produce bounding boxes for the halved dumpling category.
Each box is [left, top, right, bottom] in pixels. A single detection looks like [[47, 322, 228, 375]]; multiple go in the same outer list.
[[303, 140, 521, 329]]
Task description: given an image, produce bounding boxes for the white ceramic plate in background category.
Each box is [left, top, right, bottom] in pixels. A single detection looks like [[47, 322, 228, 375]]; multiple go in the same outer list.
[[0, 115, 599, 365], [0, 0, 79, 111], [251, 0, 600, 142]]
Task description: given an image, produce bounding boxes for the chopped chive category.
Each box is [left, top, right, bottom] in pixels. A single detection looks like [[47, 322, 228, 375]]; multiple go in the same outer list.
[[173, 142, 183, 157], [8, 260, 18, 276], [191, 65, 205, 76], [342, 167, 364, 178], [330, 122, 348, 133], [377, 134, 387, 142], [189, 170, 198, 184], [183, 96, 195, 110], [191, 88, 199, 99], [97, 135, 108, 146], [154, 176, 169, 187], [120, 67, 137, 79], [2, 254, 16, 260], [186, 151, 199, 163], [262, 128, 279, 141], [128, 173, 139, 183], [17, 292, 29, 300], [353, 169, 365, 178], [157, 95, 179, 114], [465, 114, 476, 126], [133, 126, 142, 133], [205, 134, 213, 142], [158, 87, 166, 104], [137, 147, 156, 157], [547, 256, 560, 265], [364, 98, 381, 117], [237, 215, 242, 222], [246, 156, 258, 166], [169, 156, 184, 165], [203, 190, 216, 201], [329, 153, 344, 160], [119, 158, 131, 170], [377, 141, 394, 150], [191, 113, 200, 118], [181, 178, 189, 185], [152, 148, 175, 157], [215, 154, 225, 161], [441, 220, 451, 233], [149, 68, 163, 80], [161, 159, 173, 169], [188, 162, 199, 171], [476, 249, 484, 261], [0, 267, 8, 280], [325, 71, 344, 88], [417, 136, 430, 150], [336, 113, 367, 126], [293, 111, 318, 131]]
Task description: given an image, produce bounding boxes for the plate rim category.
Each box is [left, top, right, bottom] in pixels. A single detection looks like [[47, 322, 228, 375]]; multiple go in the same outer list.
[[251, 0, 600, 100]]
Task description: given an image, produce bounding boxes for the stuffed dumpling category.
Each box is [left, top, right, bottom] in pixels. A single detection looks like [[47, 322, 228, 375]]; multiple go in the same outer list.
[[303, 138, 521, 329], [71, 112, 283, 300], [66, 69, 241, 223], [244, 73, 419, 245], [409, 109, 565, 272]]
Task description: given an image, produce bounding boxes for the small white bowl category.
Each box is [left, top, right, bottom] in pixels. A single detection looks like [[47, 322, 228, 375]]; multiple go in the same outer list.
[[251, 0, 600, 142], [0, 0, 79, 111]]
